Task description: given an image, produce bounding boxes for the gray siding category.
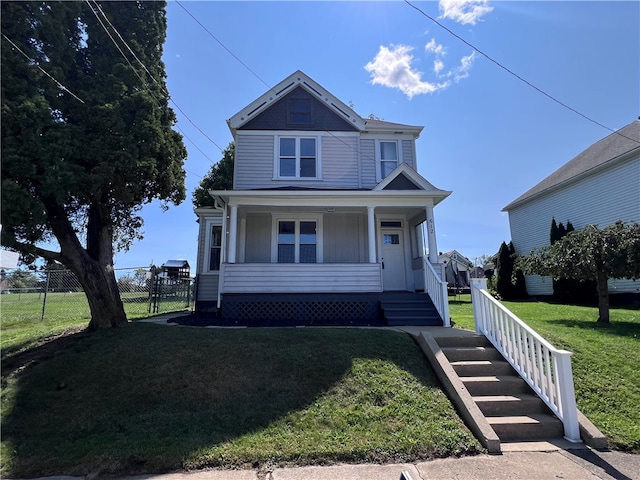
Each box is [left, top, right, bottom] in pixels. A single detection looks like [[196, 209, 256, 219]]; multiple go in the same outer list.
[[321, 136, 360, 187], [244, 213, 271, 262], [509, 156, 640, 295], [234, 134, 274, 190], [401, 139, 415, 170], [323, 214, 367, 263], [196, 274, 218, 301], [360, 138, 376, 188]]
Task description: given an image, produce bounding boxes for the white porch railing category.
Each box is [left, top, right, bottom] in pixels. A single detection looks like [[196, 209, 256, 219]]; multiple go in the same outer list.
[[423, 258, 450, 327], [470, 279, 581, 442]]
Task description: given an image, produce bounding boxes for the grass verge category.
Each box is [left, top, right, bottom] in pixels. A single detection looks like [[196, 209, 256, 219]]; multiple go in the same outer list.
[[449, 294, 640, 452], [1, 324, 482, 477]]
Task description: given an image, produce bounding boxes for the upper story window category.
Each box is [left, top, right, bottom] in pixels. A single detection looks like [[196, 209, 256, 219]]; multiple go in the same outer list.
[[289, 98, 311, 124], [277, 136, 318, 179], [377, 140, 399, 180]]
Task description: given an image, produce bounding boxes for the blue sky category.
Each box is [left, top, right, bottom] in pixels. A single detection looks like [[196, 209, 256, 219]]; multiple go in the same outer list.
[[113, 0, 639, 270]]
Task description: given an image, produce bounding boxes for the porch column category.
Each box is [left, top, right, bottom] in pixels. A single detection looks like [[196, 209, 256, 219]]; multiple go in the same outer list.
[[425, 205, 438, 264], [367, 206, 376, 263], [228, 204, 238, 263]]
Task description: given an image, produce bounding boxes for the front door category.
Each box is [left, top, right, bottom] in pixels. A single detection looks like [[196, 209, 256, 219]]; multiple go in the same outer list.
[[381, 229, 406, 291]]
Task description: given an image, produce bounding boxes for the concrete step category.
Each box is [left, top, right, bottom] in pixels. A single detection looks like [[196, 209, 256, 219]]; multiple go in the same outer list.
[[435, 335, 492, 348], [487, 414, 564, 441], [473, 393, 548, 416], [451, 360, 514, 377], [460, 375, 532, 396], [385, 316, 443, 326], [441, 346, 504, 362]]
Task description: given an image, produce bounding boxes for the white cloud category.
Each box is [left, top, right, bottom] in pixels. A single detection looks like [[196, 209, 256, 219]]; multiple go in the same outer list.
[[364, 43, 476, 99], [439, 0, 493, 25], [364, 45, 448, 99], [452, 51, 476, 82], [425, 38, 446, 56]]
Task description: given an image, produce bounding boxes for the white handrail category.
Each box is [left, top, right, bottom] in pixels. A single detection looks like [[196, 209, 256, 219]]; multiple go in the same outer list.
[[423, 257, 450, 327], [470, 278, 581, 443]]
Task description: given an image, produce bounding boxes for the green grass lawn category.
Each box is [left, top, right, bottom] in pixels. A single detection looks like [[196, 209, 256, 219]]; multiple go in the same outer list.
[[0, 291, 189, 358], [0, 325, 482, 478], [449, 294, 640, 453]]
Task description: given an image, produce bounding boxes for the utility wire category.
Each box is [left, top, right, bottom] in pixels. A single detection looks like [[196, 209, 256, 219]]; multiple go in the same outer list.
[[403, 0, 640, 144], [175, 0, 274, 95], [86, 0, 225, 157], [1, 32, 85, 104]]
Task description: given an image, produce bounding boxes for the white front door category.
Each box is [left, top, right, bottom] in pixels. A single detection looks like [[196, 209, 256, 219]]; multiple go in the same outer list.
[[381, 229, 406, 291]]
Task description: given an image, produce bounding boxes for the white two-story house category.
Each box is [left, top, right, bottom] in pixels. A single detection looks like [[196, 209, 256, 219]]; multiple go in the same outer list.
[[193, 71, 452, 325]]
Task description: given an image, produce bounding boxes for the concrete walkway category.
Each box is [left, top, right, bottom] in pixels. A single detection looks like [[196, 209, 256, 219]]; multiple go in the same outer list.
[[25, 449, 640, 480]]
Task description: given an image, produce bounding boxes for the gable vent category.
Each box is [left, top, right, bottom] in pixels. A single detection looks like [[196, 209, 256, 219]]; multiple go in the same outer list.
[[302, 81, 322, 97], [247, 101, 267, 117], [275, 81, 295, 96], [331, 102, 351, 119]]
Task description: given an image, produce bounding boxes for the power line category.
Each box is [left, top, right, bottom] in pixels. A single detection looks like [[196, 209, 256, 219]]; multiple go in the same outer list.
[[403, 0, 640, 145], [86, 0, 225, 157], [175, 0, 274, 95], [1, 33, 85, 103]]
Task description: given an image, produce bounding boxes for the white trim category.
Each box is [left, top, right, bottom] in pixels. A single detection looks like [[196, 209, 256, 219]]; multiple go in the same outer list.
[[270, 213, 324, 263]]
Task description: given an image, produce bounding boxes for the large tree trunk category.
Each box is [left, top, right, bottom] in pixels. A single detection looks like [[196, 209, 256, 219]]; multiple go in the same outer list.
[[44, 200, 129, 330], [73, 257, 128, 330], [595, 269, 610, 323]]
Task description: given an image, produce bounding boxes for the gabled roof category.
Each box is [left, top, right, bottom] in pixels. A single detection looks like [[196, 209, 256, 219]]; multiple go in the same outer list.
[[227, 70, 425, 138], [373, 163, 451, 205], [227, 70, 366, 135], [503, 120, 640, 211]]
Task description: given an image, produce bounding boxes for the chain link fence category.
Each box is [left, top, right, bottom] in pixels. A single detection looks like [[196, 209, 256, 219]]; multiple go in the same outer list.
[[0, 266, 193, 323]]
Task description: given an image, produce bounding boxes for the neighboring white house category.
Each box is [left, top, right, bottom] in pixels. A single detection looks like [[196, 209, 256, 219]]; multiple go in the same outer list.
[[438, 250, 474, 291], [503, 120, 640, 295], [194, 71, 452, 322]]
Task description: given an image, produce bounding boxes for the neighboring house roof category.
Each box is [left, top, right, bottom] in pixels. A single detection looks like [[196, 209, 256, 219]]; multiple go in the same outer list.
[[439, 250, 473, 267], [503, 120, 640, 211]]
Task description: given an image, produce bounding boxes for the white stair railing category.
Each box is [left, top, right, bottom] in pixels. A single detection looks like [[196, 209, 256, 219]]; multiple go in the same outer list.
[[423, 258, 450, 327], [470, 278, 581, 443]]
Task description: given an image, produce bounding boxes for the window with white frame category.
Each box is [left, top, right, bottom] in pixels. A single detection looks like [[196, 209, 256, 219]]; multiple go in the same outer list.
[[272, 215, 322, 263], [209, 224, 222, 271], [277, 220, 317, 263], [277, 136, 318, 179], [376, 140, 399, 180]]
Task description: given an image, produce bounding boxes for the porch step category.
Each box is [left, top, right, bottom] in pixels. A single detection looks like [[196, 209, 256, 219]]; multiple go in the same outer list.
[[433, 335, 568, 446], [380, 293, 443, 326]]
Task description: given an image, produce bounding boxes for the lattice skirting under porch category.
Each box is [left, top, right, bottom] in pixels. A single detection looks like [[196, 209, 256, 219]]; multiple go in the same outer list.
[[219, 293, 382, 325]]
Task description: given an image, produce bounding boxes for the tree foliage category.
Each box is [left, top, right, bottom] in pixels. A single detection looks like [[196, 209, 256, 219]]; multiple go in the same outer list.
[[1, 1, 186, 330], [521, 221, 640, 323], [192, 142, 235, 208], [494, 241, 527, 300], [550, 218, 594, 303]]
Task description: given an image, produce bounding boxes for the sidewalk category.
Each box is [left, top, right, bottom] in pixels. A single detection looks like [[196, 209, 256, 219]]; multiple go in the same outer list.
[[29, 449, 639, 480]]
